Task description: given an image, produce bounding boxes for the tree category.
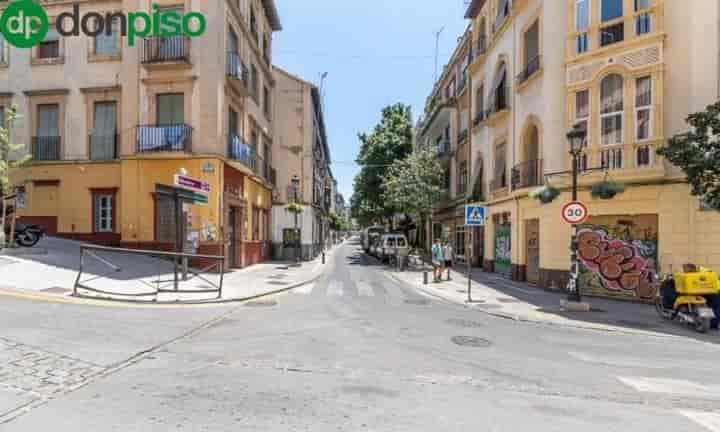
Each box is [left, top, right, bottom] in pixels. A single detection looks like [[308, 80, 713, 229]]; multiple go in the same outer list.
[[660, 101, 720, 209], [0, 106, 31, 246], [382, 150, 444, 231], [351, 103, 414, 226], [328, 211, 349, 232]]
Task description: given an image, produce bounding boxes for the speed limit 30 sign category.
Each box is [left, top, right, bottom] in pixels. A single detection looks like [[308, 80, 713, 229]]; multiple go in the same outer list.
[[562, 201, 589, 225]]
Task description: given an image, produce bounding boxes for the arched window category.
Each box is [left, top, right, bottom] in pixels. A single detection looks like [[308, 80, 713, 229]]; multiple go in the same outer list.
[[489, 62, 508, 113], [600, 74, 623, 146]]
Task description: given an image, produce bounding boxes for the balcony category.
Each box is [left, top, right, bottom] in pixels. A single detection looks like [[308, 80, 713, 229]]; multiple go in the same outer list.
[[486, 86, 509, 118], [511, 159, 543, 191], [226, 52, 249, 96], [89, 134, 119, 161], [436, 140, 452, 158], [136, 124, 193, 153], [141, 36, 190, 65], [516, 55, 541, 86], [457, 129, 469, 145], [32, 136, 61, 161], [600, 22, 624, 47], [474, 36, 487, 58], [228, 134, 256, 171]]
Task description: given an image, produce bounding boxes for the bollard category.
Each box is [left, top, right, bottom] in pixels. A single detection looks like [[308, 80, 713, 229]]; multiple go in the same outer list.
[[423, 271, 428, 285], [446, 267, 452, 281], [322, 252, 326, 264]]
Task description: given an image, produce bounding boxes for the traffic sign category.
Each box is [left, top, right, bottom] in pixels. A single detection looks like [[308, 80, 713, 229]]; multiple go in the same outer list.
[[174, 174, 210, 195], [562, 201, 589, 225], [465, 205, 487, 226]]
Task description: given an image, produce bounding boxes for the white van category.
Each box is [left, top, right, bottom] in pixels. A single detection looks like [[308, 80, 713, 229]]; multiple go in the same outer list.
[[377, 234, 409, 263]]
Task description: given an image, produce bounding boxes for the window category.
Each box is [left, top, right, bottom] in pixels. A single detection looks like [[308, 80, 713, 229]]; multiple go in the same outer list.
[[91, 102, 117, 160], [229, 107, 238, 137], [263, 86, 271, 118], [457, 161, 468, 195], [576, 0, 590, 30], [575, 90, 590, 171], [601, 147, 624, 169], [601, 0, 624, 22], [635, 76, 652, 141], [523, 20, 539, 73], [38, 28, 60, 59], [37, 104, 59, 137], [635, 1, 652, 36], [600, 22, 624, 46], [252, 206, 259, 241], [157, 94, 184, 125], [494, 0, 510, 31], [262, 33, 270, 64], [494, 142, 507, 188], [475, 86, 485, 122], [600, 74, 624, 146], [250, 7, 258, 41], [94, 194, 114, 233], [228, 28, 239, 54], [0, 106, 5, 129], [94, 17, 120, 55], [250, 64, 259, 101], [0, 33, 6, 63], [636, 145, 651, 167], [576, 33, 589, 54]]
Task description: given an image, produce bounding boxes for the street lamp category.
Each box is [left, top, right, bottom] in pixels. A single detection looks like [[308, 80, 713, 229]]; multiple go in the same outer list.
[[566, 123, 587, 303], [291, 174, 301, 265]]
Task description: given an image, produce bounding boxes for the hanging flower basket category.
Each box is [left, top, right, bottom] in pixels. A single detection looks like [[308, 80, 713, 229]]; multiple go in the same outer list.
[[530, 184, 560, 204], [285, 202, 304, 214], [591, 180, 625, 200]]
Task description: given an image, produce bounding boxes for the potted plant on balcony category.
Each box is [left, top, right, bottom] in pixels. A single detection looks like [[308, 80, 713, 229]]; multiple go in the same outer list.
[[530, 183, 560, 204], [285, 202, 304, 215], [591, 174, 625, 200]]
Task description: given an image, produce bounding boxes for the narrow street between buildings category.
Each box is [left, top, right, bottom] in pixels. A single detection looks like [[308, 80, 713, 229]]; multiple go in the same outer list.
[[0, 238, 718, 431]]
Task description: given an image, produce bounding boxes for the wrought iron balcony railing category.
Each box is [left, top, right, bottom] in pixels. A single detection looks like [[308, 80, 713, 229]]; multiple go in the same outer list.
[[511, 159, 543, 190], [136, 124, 193, 153], [141, 36, 190, 64], [517, 55, 541, 85], [90, 134, 119, 161], [32, 136, 61, 161], [228, 133, 256, 170]]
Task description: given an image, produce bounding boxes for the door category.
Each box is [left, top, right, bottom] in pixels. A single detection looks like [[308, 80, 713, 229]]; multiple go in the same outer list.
[[157, 93, 184, 126], [494, 223, 512, 277], [472, 226, 484, 267], [92, 102, 117, 160], [526, 219, 540, 284], [229, 207, 238, 268]]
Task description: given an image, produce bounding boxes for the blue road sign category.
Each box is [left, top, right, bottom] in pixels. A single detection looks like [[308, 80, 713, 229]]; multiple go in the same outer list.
[[465, 205, 486, 226]]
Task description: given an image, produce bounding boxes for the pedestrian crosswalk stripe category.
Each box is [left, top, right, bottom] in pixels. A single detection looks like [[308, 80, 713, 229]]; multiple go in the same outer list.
[[618, 376, 720, 399], [679, 411, 720, 432], [357, 282, 374, 297], [327, 280, 344, 297], [293, 283, 314, 295]]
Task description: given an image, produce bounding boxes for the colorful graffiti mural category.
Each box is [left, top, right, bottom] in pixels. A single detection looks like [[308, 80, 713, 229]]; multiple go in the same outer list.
[[577, 216, 659, 300]]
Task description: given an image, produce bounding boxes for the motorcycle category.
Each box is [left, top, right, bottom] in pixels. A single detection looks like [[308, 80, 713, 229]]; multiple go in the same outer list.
[[655, 265, 719, 333], [3, 223, 45, 248]]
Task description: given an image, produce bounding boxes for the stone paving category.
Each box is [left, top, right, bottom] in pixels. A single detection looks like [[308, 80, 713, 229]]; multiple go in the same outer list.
[[0, 337, 106, 399]]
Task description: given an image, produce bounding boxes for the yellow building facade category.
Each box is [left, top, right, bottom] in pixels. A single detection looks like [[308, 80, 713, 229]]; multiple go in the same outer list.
[[427, 0, 720, 301], [2, 0, 281, 268]]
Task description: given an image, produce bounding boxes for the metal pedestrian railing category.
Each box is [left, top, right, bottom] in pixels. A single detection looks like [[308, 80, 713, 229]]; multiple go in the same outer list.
[[73, 244, 225, 303]]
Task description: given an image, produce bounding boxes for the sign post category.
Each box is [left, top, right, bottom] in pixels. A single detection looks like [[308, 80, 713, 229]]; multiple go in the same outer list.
[[561, 201, 589, 305], [465, 205, 487, 303]]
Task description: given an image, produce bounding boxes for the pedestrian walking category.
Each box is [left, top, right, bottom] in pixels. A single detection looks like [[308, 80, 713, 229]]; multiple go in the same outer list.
[[431, 239, 443, 282], [443, 240, 454, 281]]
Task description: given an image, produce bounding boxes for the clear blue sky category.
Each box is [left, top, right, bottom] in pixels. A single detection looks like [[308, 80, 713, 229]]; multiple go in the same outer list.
[[273, 0, 469, 204]]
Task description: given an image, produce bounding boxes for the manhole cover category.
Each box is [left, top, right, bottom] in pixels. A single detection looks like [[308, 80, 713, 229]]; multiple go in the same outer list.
[[245, 300, 278, 307], [451, 336, 492, 348], [446, 318, 483, 328], [615, 320, 660, 329], [497, 298, 520, 303], [41, 287, 71, 294], [405, 299, 430, 306], [267, 281, 291, 286]]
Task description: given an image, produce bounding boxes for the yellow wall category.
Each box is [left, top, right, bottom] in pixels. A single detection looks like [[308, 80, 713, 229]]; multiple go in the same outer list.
[[120, 158, 221, 243], [12, 162, 121, 234], [243, 175, 273, 240]]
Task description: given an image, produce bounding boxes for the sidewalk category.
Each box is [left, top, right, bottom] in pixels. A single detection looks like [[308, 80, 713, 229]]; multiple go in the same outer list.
[[0, 237, 333, 304], [386, 260, 719, 340]]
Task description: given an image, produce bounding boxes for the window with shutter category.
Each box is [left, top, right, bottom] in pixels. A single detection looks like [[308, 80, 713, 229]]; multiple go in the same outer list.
[[157, 94, 184, 125]]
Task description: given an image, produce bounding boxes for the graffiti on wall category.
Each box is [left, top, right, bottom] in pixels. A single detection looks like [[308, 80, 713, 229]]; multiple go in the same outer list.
[[577, 216, 659, 299]]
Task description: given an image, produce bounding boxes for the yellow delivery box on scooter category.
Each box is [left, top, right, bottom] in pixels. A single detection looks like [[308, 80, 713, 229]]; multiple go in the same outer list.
[[673, 267, 720, 296]]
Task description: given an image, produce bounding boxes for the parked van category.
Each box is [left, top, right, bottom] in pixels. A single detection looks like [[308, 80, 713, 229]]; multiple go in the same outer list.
[[376, 234, 409, 263], [362, 226, 384, 253]]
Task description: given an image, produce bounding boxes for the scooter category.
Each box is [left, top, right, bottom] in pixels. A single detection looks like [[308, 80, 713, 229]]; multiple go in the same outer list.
[[655, 266, 719, 333], [3, 223, 45, 248]]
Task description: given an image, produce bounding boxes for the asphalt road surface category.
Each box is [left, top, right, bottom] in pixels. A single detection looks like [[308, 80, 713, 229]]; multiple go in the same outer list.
[[1, 238, 719, 431]]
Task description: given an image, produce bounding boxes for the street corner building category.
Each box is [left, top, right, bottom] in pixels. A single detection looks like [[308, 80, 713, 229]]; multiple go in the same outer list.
[[416, 0, 720, 301], [1, 0, 282, 269]]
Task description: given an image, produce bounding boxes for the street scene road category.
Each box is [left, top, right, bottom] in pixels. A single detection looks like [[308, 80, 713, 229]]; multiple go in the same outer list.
[[0, 238, 718, 431]]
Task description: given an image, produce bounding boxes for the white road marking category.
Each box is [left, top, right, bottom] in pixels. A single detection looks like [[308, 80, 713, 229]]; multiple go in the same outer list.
[[568, 351, 669, 369], [357, 282, 375, 297], [679, 411, 720, 432], [327, 280, 344, 297], [618, 376, 720, 399], [292, 283, 314, 295]]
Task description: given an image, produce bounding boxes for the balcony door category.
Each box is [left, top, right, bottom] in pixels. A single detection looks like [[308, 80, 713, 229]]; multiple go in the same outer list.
[[157, 94, 184, 126], [36, 104, 60, 160], [92, 102, 117, 160], [158, 7, 184, 58]]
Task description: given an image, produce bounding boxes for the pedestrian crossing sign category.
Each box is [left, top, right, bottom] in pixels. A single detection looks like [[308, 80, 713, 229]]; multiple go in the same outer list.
[[465, 205, 486, 226]]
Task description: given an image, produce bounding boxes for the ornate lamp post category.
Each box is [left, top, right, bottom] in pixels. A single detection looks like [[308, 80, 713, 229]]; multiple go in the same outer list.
[[566, 124, 587, 303]]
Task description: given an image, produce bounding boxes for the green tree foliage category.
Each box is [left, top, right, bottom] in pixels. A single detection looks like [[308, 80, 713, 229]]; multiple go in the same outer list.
[[0, 106, 30, 198], [382, 150, 444, 221], [351, 104, 414, 226], [660, 101, 720, 209], [328, 211, 349, 232]]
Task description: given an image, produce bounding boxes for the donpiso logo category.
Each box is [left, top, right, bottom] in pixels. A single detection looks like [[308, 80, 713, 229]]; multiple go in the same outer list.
[[0, 0, 49, 48], [0, 0, 207, 48]]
